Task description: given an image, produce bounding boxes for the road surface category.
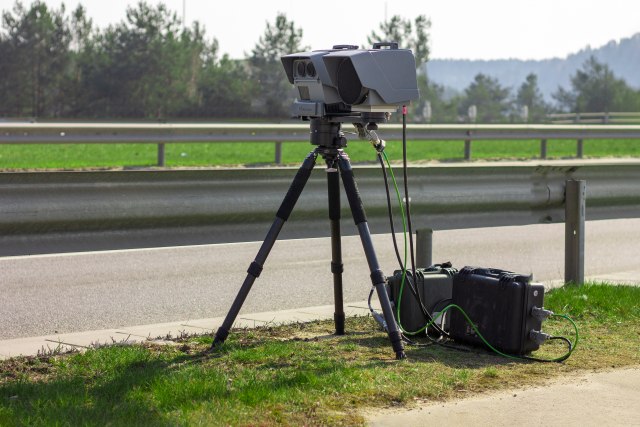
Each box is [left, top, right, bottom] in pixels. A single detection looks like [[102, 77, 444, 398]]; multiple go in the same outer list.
[[1, 218, 639, 340]]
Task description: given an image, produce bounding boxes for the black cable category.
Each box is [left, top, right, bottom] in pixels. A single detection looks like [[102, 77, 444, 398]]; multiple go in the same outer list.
[[402, 335, 436, 347], [376, 154, 437, 341], [431, 298, 453, 314], [398, 106, 448, 339], [401, 106, 417, 286], [377, 152, 447, 340], [521, 336, 573, 363], [377, 153, 404, 270]]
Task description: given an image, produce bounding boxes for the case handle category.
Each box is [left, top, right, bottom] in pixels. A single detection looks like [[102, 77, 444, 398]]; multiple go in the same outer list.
[[332, 44, 358, 50], [372, 41, 399, 50]]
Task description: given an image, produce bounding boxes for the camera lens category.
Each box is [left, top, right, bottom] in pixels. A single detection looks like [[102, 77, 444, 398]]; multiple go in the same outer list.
[[296, 61, 306, 77], [305, 62, 316, 78], [336, 59, 368, 104]]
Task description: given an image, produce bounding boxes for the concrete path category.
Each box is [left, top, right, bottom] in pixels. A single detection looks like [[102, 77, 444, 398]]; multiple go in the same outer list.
[[367, 368, 640, 426]]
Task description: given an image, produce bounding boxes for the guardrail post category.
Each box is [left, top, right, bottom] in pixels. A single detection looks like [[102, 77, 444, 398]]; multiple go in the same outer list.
[[157, 143, 166, 167], [415, 228, 433, 268], [540, 139, 547, 159], [275, 141, 283, 165], [577, 139, 584, 158], [464, 131, 472, 161], [565, 180, 586, 285]]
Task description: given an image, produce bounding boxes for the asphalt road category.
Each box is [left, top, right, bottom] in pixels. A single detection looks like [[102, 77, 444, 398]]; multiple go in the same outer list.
[[2, 218, 639, 340]]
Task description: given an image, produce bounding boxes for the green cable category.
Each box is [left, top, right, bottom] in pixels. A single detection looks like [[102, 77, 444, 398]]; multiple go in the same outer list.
[[378, 148, 578, 361], [382, 151, 435, 336], [548, 313, 580, 361], [380, 152, 415, 334], [421, 304, 579, 362]]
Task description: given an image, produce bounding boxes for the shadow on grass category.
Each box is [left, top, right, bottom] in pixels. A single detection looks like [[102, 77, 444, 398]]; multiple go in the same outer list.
[[345, 334, 521, 369], [0, 347, 208, 426], [0, 323, 538, 425]]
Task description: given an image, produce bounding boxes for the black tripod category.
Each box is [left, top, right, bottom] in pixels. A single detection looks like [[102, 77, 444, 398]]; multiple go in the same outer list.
[[211, 118, 406, 359]]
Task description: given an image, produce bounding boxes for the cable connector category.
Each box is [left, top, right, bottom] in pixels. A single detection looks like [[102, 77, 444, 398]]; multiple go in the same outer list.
[[368, 285, 388, 332], [531, 306, 554, 321], [372, 311, 388, 333], [353, 123, 386, 152], [363, 128, 385, 152], [367, 131, 386, 153], [529, 329, 552, 345]]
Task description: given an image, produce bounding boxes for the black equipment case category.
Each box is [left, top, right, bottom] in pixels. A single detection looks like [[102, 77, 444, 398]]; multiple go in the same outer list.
[[450, 266, 545, 355], [387, 265, 456, 334]]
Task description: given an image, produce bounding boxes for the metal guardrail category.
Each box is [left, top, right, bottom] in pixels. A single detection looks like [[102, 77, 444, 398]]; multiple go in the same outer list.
[[1, 123, 639, 164], [547, 112, 640, 125], [1, 161, 639, 258]]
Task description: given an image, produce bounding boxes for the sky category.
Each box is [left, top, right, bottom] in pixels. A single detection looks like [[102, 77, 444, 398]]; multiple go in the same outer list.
[[1, 0, 638, 60]]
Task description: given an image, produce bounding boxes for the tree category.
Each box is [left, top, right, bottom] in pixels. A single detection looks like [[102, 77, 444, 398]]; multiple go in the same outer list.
[[192, 54, 253, 118], [0, 23, 10, 116], [367, 14, 430, 65], [459, 74, 511, 123], [417, 78, 460, 123], [81, 1, 212, 118], [62, 4, 94, 116], [249, 13, 305, 118], [515, 73, 550, 122], [0, 1, 71, 117], [553, 56, 640, 113]]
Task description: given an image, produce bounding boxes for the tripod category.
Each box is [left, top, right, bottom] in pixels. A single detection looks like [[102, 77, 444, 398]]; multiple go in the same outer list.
[[211, 118, 406, 359]]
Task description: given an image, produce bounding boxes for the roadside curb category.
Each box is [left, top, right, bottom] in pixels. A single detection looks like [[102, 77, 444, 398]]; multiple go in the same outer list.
[[2, 270, 637, 360], [0, 300, 378, 360]]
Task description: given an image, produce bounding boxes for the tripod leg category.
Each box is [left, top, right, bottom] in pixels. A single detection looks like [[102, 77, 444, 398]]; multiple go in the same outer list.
[[337, 153, 406, 359], [327, 168, 345, 335], [211, 151, 318, 349]]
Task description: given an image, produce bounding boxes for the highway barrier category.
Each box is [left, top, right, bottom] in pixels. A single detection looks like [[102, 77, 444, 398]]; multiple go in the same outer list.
[[2, 122, 640, 164], [1, 160, 639, 257]]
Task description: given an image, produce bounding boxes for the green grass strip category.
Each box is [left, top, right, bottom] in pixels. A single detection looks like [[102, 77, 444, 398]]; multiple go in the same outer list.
[[0, 283, 638, 426], [1, 139, 638, 169]]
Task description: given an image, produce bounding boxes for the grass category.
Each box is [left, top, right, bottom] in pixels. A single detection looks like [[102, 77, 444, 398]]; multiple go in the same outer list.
[[1, 283, 639, 426], [0, 139, 639, 170]]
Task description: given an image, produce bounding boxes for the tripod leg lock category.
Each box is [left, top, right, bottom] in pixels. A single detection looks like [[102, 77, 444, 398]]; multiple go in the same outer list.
[[247, 261, 263, 278], [370, 269, 386, 286], [211, 326, 230, 350], [331, 261, 344, 274]]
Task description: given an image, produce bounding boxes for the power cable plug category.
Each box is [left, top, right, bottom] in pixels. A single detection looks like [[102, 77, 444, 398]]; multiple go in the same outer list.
[[372, 311, 388, 333], [529, 329, 552, 345], [531, 306, 554, 321]]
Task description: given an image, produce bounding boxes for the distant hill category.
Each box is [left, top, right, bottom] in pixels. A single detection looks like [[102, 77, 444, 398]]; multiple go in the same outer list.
[[425, 33, 640, 102]]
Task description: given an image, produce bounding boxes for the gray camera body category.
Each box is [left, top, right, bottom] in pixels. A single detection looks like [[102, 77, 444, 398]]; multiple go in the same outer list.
[[281, 43, 419, 121]]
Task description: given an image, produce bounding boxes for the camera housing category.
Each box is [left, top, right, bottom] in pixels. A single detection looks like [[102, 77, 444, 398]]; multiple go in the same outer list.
[[281, 43, 419, 121]]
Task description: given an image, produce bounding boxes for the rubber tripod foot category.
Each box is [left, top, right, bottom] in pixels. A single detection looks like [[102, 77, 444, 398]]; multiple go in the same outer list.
[[209, 327, 229, 352], [206, 338, 224, 353]]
